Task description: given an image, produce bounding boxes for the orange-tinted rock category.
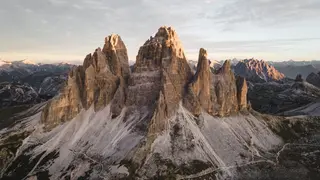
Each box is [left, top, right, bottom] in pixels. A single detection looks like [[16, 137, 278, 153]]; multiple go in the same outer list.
[[41, 34, 129, 130], [41, 27, 249, 131], [211, 60, 239, 116], [236, 76, 248, 110], [234, 59, 285, 82], [103, 34, 130, 79], [184, 48, 212, 115], [41, 66, 85, 130], [185, 50, 248, 116], [128, 26, 193, 134]]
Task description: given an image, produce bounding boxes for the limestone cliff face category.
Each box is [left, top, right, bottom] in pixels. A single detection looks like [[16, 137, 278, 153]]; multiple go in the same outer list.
[[184, 50, 248, 116], [41, 67, 84, 129], [128, 26, 193, 134], [213, 60, 239, 116], [41, 26, 248, 131], [41, 34, 129, 130], [184, 48, 212, 115], [236, 76, 248, 110], [102, 34, 130, 79]]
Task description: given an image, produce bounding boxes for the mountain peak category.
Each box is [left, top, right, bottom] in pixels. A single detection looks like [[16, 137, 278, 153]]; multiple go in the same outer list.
[[20, 59, 37, 65], [220, 59, 232, 73], [196, 48, 209, 74], [184, 49, 248, 116], [103, 34, 122, 51], [41, 27, 248, 130], [235, 58, 285, 82], [155, 26, 177, 40], [41, 33, 130, 129], [135, 26, 188, 73]]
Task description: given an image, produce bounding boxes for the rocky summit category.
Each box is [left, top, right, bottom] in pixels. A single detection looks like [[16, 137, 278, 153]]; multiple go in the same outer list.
[[1, 27, 320, 180], [41, 26, 248, 131], [184, 49, 247, 116], [41, 34, 129, 130], [234, 59, 285, 82]]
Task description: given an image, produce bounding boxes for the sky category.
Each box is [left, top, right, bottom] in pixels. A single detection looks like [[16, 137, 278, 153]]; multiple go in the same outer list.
[[0, 0, 320, 64]]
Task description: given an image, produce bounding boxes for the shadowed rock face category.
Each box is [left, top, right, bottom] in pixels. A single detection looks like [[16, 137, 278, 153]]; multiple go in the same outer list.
[[248, 80, 320, 114], [306, 72, 320, 88], [295, 74, 304, 82], [41, 27, 248, 131]]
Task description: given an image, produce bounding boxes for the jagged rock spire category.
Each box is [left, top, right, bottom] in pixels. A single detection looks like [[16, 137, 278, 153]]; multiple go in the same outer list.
[[41, 26, 248, 131], [184, 52, 248, 116], [41, 34, 129, 130], [184, 48, 212, 115], [103, 34, 130, 79], [128, 26, 193, 134], [236, 76, 248, 110], [195, 48, 210, 79]]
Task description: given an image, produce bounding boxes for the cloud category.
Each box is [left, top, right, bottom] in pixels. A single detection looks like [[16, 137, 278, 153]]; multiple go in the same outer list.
[[24, 8, 33, 13], [41, 19, 48, 24], [206, 0, 320, 27], [48, 0, 68, 5], [186, 37, 320, 53], [0, 0, 319, 62], [72, 4, 83, 10]]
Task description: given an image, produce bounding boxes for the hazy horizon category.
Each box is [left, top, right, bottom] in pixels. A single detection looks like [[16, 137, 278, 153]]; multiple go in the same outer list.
[[1, 0, 320, 63]]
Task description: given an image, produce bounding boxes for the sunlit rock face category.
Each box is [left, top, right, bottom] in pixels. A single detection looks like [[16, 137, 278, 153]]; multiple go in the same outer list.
[[41, 26, 250, 131], [234, 59, 285, 82], [129, 26, 194, 134], [184, 49, 248, 116], [41, 34, 129, 130], [236, 76, 248, 110]]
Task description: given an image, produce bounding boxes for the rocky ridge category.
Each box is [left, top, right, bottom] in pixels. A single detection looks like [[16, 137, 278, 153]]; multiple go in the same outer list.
[[41, 26, 248, 131], [0, 60, 73, 83], [234, 59, 285, 82], [41, 34, 129, 129], [185, 49, 247, 116]]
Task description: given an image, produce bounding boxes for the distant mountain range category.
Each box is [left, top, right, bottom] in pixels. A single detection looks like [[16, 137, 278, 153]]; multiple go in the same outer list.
[[269, 60, 320, 79], [186, 59, 320, 79], [269, 60, 320, 67], [0, 60, 74, 108]]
